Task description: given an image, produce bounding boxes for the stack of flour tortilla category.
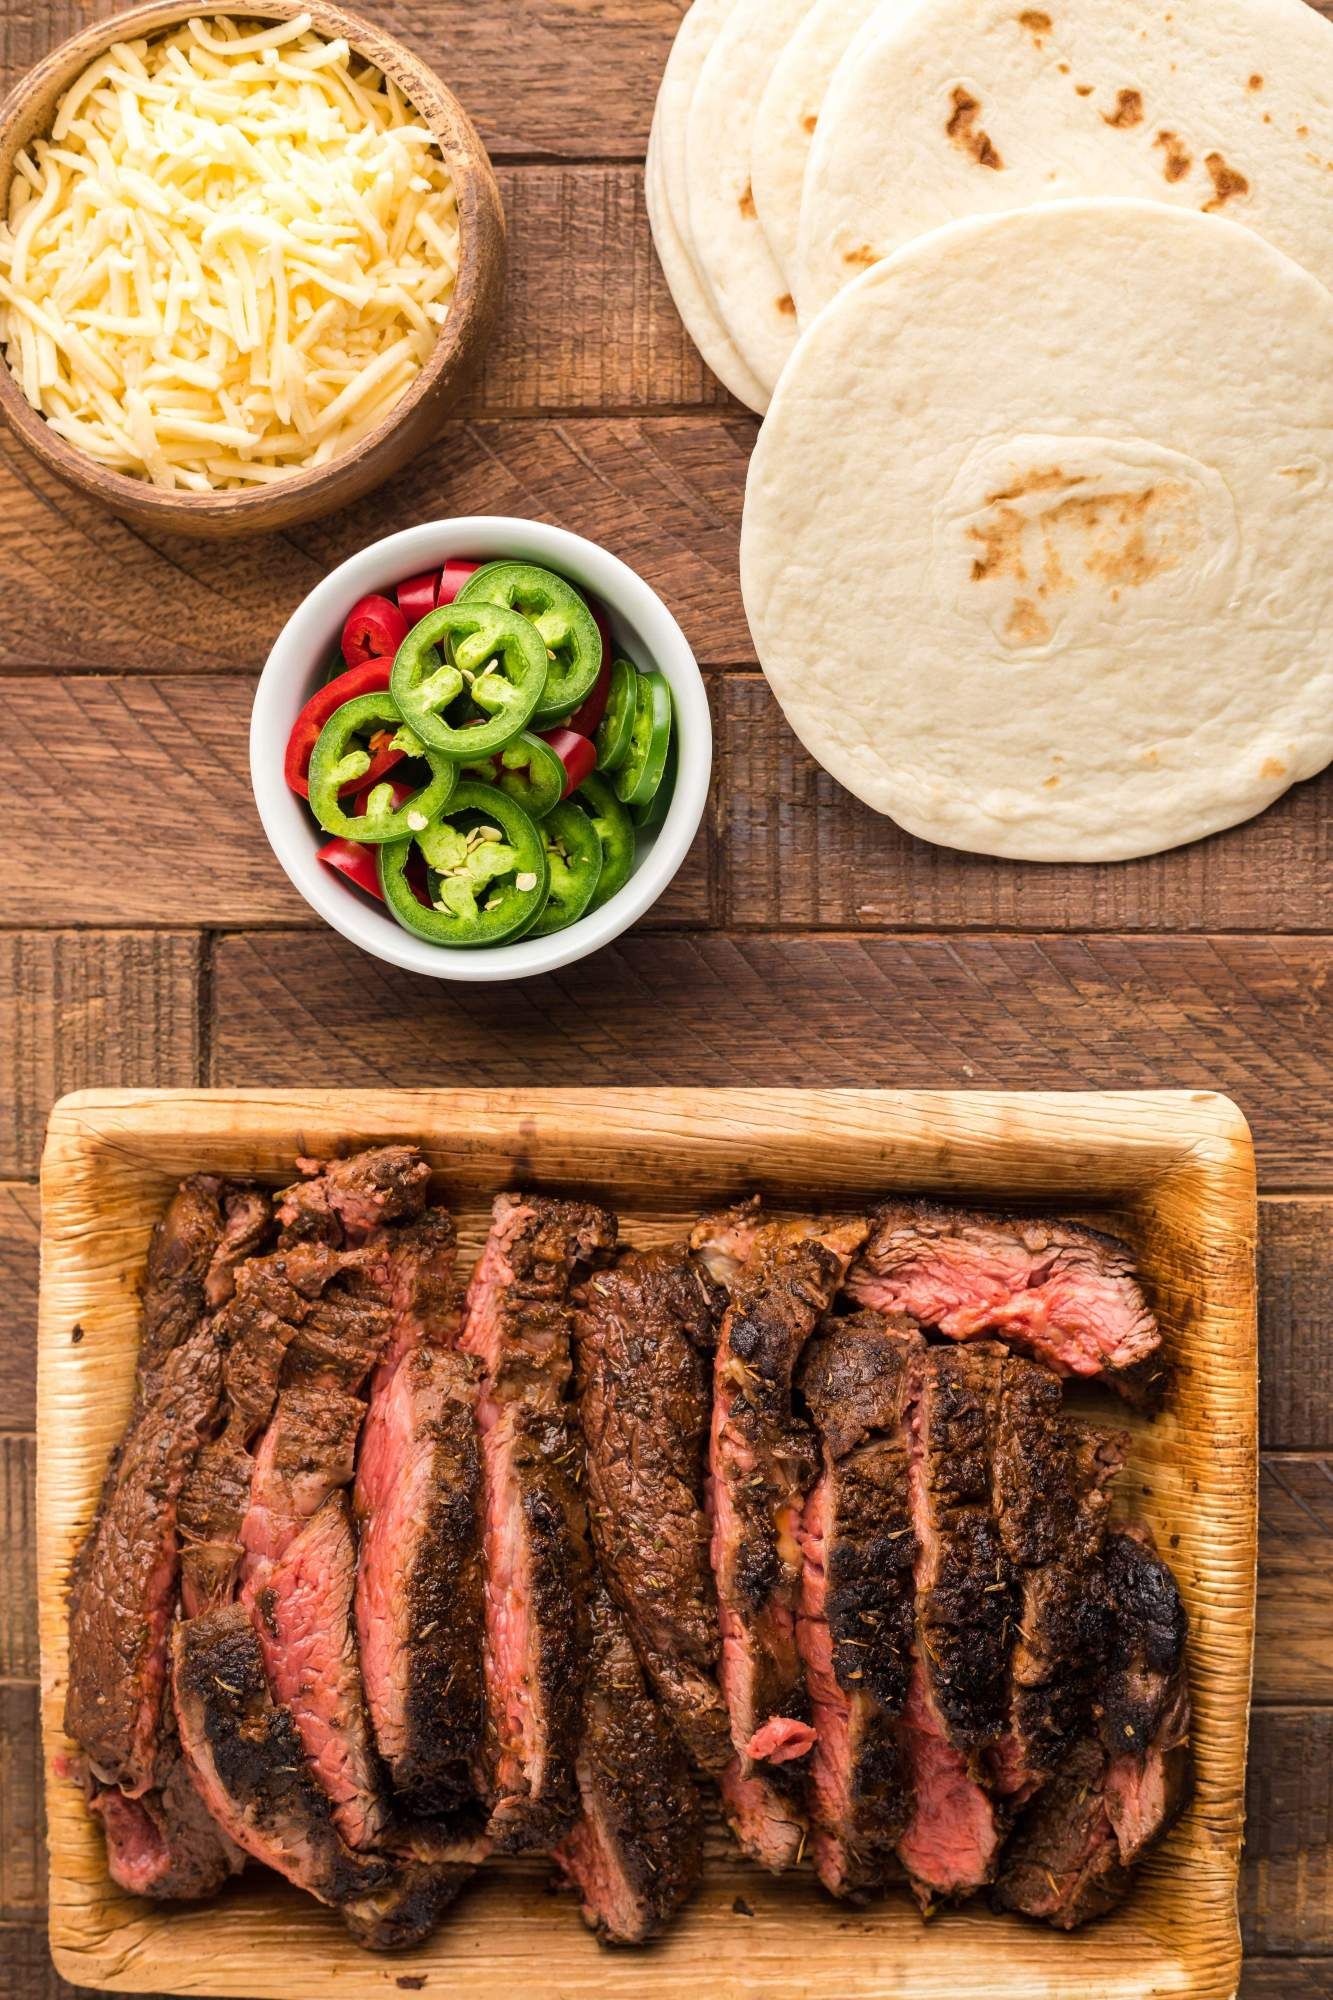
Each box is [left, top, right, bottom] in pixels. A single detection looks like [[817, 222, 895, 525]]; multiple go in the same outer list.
[[647, 0, 1333, 861]]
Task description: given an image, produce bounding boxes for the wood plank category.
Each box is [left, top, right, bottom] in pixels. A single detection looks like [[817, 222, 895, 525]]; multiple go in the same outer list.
[[211, 930, 1333, 1186], [1243, 1710, 1333, 1955], [0, 1185, 39, 1430], [0, 677, 713, 929], [1241, 1965, 1333, 1999], [1259, 1203, 1333, 1451], [0, 416, 752, 676], [720, 676, 1333, 935], [0, 935, 202, 1178], [1255, 1457, 1333, 1704], [0, 1683, 43, 1924], [0, 1435, 36, 1680], [0, 0, 682, 156]]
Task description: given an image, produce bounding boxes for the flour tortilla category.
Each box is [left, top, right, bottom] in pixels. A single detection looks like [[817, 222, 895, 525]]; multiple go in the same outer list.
[[685, 0, 818, 395], [742, 200, 1333, 863], [750, 0, 885, 286], [794, 0, 1333, 323], [646, 0, 769, 414]]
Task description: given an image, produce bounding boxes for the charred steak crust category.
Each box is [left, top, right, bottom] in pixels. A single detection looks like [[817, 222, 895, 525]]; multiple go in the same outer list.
[[797, 1311, 921, 1899], [992, 1738, 1131, 1930], [1097, 1528, 1194, 1862], [355, 1342, 486, 1821], [554, 1585, 704, 1946], [848, 1201, 1164, 1402], [275, 1147, 432, 1247], [461, 1193, 618, 1854], [573, 1246, 731, 1773], [710, 1218, 867, 1869]]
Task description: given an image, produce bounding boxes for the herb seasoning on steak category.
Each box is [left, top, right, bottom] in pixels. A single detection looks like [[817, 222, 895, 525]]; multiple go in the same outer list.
[[897, 1342, 1014, 1904], [554, 1583, 704, 1945], [460, 1192, 617, 1852], [708, 1216, 868, 1870], [796, 1310, 921, 1899], [572, 1245, 731, 1773], [848, 1202, 1164, 1403]]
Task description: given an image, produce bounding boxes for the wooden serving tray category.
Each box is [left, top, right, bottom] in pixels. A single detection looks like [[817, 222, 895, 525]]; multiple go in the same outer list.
[[38, 1088, 1257, 2000]]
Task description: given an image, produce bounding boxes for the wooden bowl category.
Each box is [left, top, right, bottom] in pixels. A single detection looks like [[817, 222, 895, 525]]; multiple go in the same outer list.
[[0, 1, 506, 540]]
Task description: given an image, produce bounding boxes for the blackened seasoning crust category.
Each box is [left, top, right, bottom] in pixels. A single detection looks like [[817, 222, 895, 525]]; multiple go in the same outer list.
[[573, 1245, 730, 1772], [554, 1584, 704, 1945], [797, 1310, 920, 1899]]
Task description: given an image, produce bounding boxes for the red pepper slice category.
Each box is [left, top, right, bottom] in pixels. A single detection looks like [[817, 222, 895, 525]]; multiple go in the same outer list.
[[317, 777, 416, 903], [437, 558, 483, 606], [540, 726, 598, 799], [342, 594, 408, 668], [396, 571, 440, 625], [568, 598, 613, 735], [284, 657, 402, 799]]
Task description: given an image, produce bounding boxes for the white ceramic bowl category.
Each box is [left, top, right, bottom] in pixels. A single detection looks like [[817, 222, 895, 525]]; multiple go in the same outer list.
[[251, 517, 712, 981]]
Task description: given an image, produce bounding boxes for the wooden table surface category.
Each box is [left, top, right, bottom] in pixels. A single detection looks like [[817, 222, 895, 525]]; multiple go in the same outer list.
[[1, 2, 1331, 1995]]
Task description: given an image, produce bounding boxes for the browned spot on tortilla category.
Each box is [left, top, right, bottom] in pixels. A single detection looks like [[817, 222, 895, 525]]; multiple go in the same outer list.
[[1006, 599, 1051, 646], [1141, 748, 1160, 769], [776, 293, 796, 316], [946, 87, 1004, 168], [1042, 773, 1061, 788], [1203, 150, 1249, 209], [1154, 129, 1192, 182], [987, 467, 1081, 505], [1018, 8, 1051, 33], [1074, 82, 1093, 95], [1297, 123, 1309, 138], [842, 242, 879, 267], [739, 181, 757, 218], [1102, 88, 1143, 128], [1248, 73, 1264, 89], [801, 113, 818, 133], [1260, 756, 1287, 781]]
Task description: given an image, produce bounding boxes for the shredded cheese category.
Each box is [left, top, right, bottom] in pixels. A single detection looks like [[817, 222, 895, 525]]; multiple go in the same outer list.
[[0, 13, 460, 491]]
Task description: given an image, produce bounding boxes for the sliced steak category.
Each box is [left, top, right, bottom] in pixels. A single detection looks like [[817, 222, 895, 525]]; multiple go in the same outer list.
[[689, 1197, 762, 1287], [1097, 1527, 1193, 1861], [710, 1216, 867, 1871], [897, 1343, 1014, 1904], [275, 1147, 432, 1247], [796, 1310, 921, 1899], [572, 1245, 731, 1773], [89, 1743, 244, 1900], [241, 1383, 364, 1576], [173, 1606, 459, 1948], [460, 1193, 617, 1853], [355, 1341, 486, 1821], [992, 1738, 1130, 1929], [246, 1495, 391, 1853], [554, 1583, 704, 1946], [990, 1363, 1127, 1800], [848, 1202, 1163, 1403]]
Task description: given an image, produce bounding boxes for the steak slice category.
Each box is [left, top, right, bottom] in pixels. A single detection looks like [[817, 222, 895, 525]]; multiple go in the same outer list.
[[572, 1245, 731, 1773], [796, 1310, 921, 1899], [897, 1343, 1014, 1904], [554, 1583, 704, 1946], [848, 1202, 1164, 1403], [460, 1193, 617, 1852], [689, 1197, 763, 1287], [65, 1176, 264, 1801], [990, 1363, 1127, 1800], [275, 1147, 432, 1247], [355, 1341, 486, 1822], [709, 1216, 867, 1871], [246, 1495, 391, 1853], [241, 1383, 365, 1577], [89, 1743, 244, 1900], [172, 1607, 460, 1948], [994, 1526, 1193, 1929]]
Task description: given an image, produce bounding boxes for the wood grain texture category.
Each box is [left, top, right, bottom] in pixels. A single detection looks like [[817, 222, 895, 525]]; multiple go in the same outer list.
[[0, 679, 712, 929], [1255, 1458, 1333, 1703], [1239, 1963, 1333, 1999], [1, 1433, 36, 1678], [720, 676, 1333, 934], [0, 1184, 39, 1429], [0, 418, 752, 676], [1242, 1711, 1333, 1955], [36, 1088, 1255, 2000], [0, 936, 201, 1178], [209, 930, 1333, 1185], [1, 1682, 43, 1924], [1258, 1203, 1333, 1450]]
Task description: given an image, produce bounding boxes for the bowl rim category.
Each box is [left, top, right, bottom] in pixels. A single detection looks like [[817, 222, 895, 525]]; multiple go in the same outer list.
[[0, 0, 498, 526], [250, 516, 714, 983]]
